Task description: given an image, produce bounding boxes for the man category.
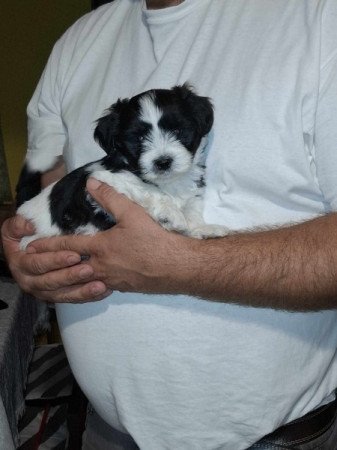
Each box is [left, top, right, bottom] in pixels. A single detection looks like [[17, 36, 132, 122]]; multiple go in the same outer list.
[[2, 0, 337, 448]]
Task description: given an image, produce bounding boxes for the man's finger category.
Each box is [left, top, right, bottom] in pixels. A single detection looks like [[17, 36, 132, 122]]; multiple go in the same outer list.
[[27, 263, 95, 291], [34, 282, 110, 303], [28, 233, 92, 256], [2, 215, 35, 240], [1, 215, 35, 247], [22, 251, 82, 276], [1, 215, 35, 259]]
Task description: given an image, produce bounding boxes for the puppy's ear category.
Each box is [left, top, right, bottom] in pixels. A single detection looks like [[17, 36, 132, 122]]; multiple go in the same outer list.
[[173, 84, 214, 136], [94, 99, 128, 153]]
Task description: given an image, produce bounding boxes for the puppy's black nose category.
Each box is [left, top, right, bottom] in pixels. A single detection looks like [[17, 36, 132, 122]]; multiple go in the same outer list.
[[154, 156, 173, 172]]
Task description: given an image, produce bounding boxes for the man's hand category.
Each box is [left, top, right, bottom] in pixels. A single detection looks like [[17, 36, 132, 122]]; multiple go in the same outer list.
[[29, 178, 194, 299], [1, 214, 109, 302]]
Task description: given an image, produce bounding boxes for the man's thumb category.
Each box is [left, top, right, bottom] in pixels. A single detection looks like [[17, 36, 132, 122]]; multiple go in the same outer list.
[[86, 177, 133, 222]]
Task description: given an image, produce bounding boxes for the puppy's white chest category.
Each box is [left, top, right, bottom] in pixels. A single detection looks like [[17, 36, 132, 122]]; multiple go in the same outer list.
[[91, 169, 227, 238]]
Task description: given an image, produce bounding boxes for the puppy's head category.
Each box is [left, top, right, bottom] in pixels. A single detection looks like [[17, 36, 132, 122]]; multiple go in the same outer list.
[[94, 84, 213, 183]]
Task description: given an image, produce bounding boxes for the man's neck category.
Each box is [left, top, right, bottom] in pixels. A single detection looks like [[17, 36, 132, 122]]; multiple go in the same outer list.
[[146, 0, 184, 10]]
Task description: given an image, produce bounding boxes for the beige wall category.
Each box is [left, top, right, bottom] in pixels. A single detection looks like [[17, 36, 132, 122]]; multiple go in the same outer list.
[[0, 0, 91, 196]]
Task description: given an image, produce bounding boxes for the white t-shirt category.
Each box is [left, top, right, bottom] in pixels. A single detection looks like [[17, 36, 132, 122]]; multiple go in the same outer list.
[[27, 1, 337, 448]]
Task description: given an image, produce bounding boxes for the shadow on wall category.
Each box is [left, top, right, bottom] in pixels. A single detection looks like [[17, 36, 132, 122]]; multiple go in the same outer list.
[[0, 0, 92, 196]]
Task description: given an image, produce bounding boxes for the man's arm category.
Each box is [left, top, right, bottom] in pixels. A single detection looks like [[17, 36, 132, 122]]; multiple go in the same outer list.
[[25, 179, 337, 310], [181, 213, 337, 310]]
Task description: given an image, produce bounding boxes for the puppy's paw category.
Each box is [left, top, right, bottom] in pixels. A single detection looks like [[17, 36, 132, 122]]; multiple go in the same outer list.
[[146, 202, 188, 233], [187, 224, 229, 239], [157, 213, 188, 233]]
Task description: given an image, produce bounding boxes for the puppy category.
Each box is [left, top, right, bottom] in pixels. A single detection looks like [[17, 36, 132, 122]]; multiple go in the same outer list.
[[17, 84, 227, 250]]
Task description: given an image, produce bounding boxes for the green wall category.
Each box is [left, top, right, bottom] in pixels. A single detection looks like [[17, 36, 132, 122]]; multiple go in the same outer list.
[[0, 1, 91, 196]]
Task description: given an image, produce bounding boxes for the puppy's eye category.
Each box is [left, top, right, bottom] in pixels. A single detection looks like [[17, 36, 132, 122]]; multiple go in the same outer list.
[[174, 129, 184, 137]]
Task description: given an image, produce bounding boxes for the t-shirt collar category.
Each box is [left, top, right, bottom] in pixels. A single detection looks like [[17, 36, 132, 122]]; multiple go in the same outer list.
[[142, 0, 204, 24]]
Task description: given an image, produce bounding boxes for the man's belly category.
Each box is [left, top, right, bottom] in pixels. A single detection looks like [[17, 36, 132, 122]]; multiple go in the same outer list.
[[56, 292, 337, 449]]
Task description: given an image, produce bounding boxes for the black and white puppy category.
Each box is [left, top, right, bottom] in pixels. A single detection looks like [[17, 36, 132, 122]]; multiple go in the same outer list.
[[17, 84, 227, 249]]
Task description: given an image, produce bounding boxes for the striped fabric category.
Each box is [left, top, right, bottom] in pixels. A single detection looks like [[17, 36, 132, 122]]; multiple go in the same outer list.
[[18, 344, 75, 450], [25, 344, 73, 401], [18, 404, 68, 450]]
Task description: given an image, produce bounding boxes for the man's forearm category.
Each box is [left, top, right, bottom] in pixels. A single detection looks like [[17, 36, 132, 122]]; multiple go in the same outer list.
[[176, 213, 337, 310]]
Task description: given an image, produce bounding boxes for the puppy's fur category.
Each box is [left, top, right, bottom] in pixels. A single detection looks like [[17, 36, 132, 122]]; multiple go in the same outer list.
[[17, 85, 227, 249]]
